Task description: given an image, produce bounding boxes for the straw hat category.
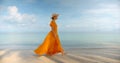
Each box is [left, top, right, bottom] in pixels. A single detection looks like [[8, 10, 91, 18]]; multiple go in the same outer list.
[[52, 13, 59, 17]]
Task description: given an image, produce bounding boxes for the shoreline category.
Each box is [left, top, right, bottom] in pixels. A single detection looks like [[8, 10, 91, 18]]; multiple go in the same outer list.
[[0, 45, 120, 49]]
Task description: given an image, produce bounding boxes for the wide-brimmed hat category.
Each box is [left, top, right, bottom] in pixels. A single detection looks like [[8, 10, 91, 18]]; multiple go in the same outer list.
[[52, 13, 59, 17]]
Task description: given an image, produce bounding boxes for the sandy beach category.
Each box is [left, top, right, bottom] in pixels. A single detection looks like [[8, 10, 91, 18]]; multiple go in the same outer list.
[[0, 48, 120, 63]]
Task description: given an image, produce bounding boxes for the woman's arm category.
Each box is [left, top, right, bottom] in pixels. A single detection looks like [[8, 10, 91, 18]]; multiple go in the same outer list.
[[50, 21, 57, 38], [52, 28, 57, 38]]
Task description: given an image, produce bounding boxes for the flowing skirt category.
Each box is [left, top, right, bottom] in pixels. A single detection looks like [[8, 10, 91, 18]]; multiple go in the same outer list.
[[34, 31, 64, 56]]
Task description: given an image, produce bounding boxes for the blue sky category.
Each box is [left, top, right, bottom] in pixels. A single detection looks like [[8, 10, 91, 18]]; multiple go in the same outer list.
[[0, 0, 120, 32]]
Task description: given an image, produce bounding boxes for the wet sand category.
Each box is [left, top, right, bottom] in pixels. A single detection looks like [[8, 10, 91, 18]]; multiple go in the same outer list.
[[0, 48, 120, 63]]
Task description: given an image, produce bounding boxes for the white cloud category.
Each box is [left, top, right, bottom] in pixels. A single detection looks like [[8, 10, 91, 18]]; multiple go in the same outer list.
[[64, 15, 120, 32], [0, 6, 39, 32], [4, 6, 37, 24], [8, 6, 18, 15], [91, 18, 119, 31], [61, 2, 120, 32], [86, 3, 120, 18]]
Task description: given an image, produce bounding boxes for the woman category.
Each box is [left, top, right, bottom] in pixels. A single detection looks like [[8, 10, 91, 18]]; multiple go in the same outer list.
[[34, 14, 65, 56]]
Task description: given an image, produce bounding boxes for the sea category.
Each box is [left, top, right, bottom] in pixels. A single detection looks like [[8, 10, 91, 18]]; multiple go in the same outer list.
[[0, 32, 120, 49]]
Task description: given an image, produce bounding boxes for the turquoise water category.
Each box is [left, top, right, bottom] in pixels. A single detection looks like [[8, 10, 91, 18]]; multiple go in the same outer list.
[[0, 32, 120, 49]]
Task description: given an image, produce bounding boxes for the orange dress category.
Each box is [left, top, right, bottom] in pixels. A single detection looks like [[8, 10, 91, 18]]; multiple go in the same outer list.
[[34, 20, 64, 56]]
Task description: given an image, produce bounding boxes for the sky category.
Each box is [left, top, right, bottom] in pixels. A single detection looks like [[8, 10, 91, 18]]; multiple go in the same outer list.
[[0, 0, 120, 32]]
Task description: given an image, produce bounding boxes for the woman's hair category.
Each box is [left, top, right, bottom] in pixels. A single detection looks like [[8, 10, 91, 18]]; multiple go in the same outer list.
[[51, 16, 54, 20]]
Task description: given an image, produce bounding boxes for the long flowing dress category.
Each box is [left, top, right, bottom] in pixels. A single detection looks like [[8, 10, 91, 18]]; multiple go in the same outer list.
[[34, 20, 64, 56]]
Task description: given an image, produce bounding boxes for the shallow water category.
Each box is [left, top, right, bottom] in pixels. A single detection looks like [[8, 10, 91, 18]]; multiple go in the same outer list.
[[0, 32, 120, 49]]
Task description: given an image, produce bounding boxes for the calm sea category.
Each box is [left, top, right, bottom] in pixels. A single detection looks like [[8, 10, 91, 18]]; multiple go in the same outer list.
[[0, 32, 120, 49]]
